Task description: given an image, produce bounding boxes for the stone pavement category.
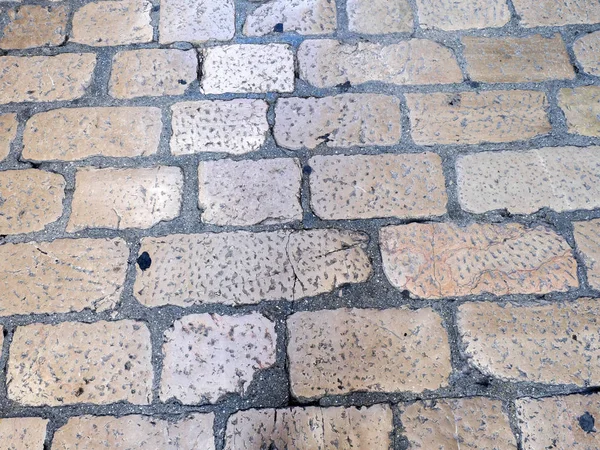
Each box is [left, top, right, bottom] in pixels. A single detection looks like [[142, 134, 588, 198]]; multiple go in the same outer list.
[[0, 0, 600, 448]]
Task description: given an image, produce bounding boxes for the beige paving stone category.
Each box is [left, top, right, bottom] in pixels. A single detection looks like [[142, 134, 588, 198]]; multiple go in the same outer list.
[[0, 53, 96, 104], [298, 39, 462, 88], [0, 113, 17, 161], [53, 414, 215, 449], [22, 107, 162, 161], [244, 0, 336, 36], [574, 31, 600, 76], [274, 94, 401, 150], [347, 0, 413, 33], [159, 0, 234, 44], [134, 229, 371, 307], [67, 166, 183, 231], [380, 223, 578, 299], [559, 86, 600, 137], [0, 169, 65, 235], [512, 0, 600, 27], [0, 417, 48, 450], [516, 394, 600, 449], [401, 398, 517, 449], [309, 153, 447, 220], [457, 146, 600, 214], [574, 219, 600, 290], [288, 307, 451, 398], [7, 320, 152, 406], [198, 158, 302, 226], [170, 100, 269, 155], [0, 5, 67, 49], [463, 34, 574, 83], [71, 0, 152, 46], [416, 0, 511, 30], [201, 44, 294, 94], [406, 91, 551, 145], [224, 404, 393, 450]]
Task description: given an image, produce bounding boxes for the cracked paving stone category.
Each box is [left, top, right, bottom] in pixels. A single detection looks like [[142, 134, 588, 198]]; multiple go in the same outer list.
[[574, 31, 600, 76], [416, 0, 511, 30], [559, 86, 600, 137], [159, 0, 234, 44], [574, 219, 600, 290], [244, 0, 336, 36], [347, 0, 413, 33], [0, 113, 17, 161], [0, 417, 48, 450], [0, 5, 68, 49], [512, 0, 600, 27]]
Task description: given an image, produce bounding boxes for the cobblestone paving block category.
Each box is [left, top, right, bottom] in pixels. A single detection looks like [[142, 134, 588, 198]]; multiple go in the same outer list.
[[406, 91, 551, 145], [347, 0, 413, 33], [416, 0, 511, 30], [224, 404, 393, 450], [457, 146, 600, 214], [0, 169, 65, 235], [274, 94, 401, 150], [22, 107, 162, 161], [109, 49, 198, 99], [134, 229, 371, 307], [512, 0, 600, 27], [574, 31, 600, 76], [67, 166, 183, 231], [170, 99, 269, 155], [298, 39, 462, 88], [288, 307, 451, 398], [309, 153, 447, 220], [380, 223, 578, 298], [0, 417, 48, 450], [559, 86, 600, 137], [200, 44, 294, 94], [244, 0, 336, 36], [198, 158, 302, 226], [7, 320, 153, 406], [159, 0, 234, 44], [0, 53, 96, 104], [574, 219, 600, 290], [0, 113, 17, 161], [0, 5, 67, 49], [0, 238, 128, 316], [161, 313, 276, 404]]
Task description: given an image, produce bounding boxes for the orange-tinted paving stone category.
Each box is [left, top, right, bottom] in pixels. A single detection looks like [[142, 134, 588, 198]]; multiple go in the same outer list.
[[574, 219, 600, 290], [0, 113, 17, 161], [0, 5, 68, 49], [0, 417, 48, 450]]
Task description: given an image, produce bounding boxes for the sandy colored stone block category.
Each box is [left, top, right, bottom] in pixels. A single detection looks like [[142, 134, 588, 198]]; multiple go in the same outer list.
[[380, 223, 578, 299], [574, 31, 600, 76], [72, 0, 152, 46], [416, 0, 510, 30], [463, 34, 574, 83], [170, 100, 269, 155], [244, 0, 336, 36], [406, 91, 551, 145], [559, 86, 600, 137], [159, 0, 234, 44], [574, 219, 600, 290], [309, 153, 447, 220], [7, 320, 152, 406], [347, 0, 413, 33], [0, 53, 95, 104], [68, 166, 183, 231], [299, 39, 462, 88], [0, 5, 67, 49], [22, 107, 161, 161], [0, 170, 65, 235], [198, 158, 302, 226], [134, 229, 371, 307], [275, 94, 401, 150], [288, 307, 451, 398], [224, 404, 393, 450], [512, 0, 600, 27], [0, 113, 17, 161], [0, 417, 48, 450]]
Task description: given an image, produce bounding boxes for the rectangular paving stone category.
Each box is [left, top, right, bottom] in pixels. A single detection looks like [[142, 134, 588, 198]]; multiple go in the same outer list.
[[512, 0, 600, 27], [347, 0, 413, 33], [559, 86, 600, 137], [0, 5, 67, 49], [7, 320, 153, 406], [244, 0, 336, 36], [380, 223, 578, 299], [288, 307, 451, 399], [574, 219, 600, 290], [159, 0, 234, 44], [0, 417, 48, 450], [0, 113, 17, 161], [309, 153, 447, 220], [22, 107, 162, 161], [406, 91, 551, 145], [416, 0, 511, 30], [274, 94, 401, 150], [574, 31, 600, 76]]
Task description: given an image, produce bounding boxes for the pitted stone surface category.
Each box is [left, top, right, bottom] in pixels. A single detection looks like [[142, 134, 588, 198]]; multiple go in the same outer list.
[[274, 94, 401, 150], [574, 31, 600, 76], [7, 320, 153, 406], [416, 0, 511, 30], [512, 0, 600, 27], [574, 219, 600, 290], [380, 223, 578, 299], [159, 0, 234, 44], [559, 86, 600, 137], [288, 307, 451, 398], [0, 417, 48, 450], [347, 0, 413, 33], [244, 0, 336, 36], [160, 313, 276, 404], [198, 158, 302, 226], [0, 5, 67, 49], [0, 113, 17, 161]]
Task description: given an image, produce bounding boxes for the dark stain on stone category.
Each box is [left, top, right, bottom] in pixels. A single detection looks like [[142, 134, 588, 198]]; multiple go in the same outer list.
[[273, 23, 284, 33], [178, 79, 187, 85], [578, 412, 595, 433], [137, 251, 152, 271], [337, 80, 352, 91], [302, 165, 312, 175]]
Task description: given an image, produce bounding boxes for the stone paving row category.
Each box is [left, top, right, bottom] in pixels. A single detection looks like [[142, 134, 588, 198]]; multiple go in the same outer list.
[[0, 0, 600, 448]]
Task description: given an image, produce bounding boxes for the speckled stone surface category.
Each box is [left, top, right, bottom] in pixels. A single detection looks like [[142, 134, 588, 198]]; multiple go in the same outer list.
[[0, 417, 48, 450], [244, 0, 336, 36], [159, 0, 234, 44], [0, 5, 68, 49], [347, 0, 413, 33], [574, 219, 600, 289], [0, 113, 17, 161], [416, 0, 510, 30], [559, 86, 600, 137], [574, 31, 600, 76], [512, 0, 600, 27]]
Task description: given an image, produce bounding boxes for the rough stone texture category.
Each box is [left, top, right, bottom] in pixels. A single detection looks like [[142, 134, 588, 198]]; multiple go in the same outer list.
[[574, 219, 600, 290], [512, 0, 600, 27], [406, 91, 551, 145], [71, 0, 153, 46], [67, 167, 183, 231], [161, 313, 276, 404], [309, 153, 447, 220], [0, 113, 17, 161], [170, 100, 269, 155], [53, 414, 215, 450], [0, 170, 65, 235], [416, 0, 511, 30], [516, 394, 600, 449], [0, 5, 67, 49], [274, 94, 401, 150], [198, 158, 302, 226], [7, 320, 153, 406], [380, 223, 578, 299], [244, 0, 336, 36], [22, 107, 162, 161], [201, 44, 294, 94], [463, 34, 575, 83], [159, 0, 234, 44], [457, 146, 600, 214], [134, 229, 371, 307], [574, 31, 600, 76], [0, 417, 48, 450], [0, 53, 96, 104], [298, 39, 462, 88], [224, 405, 393, 450], [288, 307, 451, 398], [559, 86, 600, 137], [0, 325, 2, 350], [347, 0, 413, 33]]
